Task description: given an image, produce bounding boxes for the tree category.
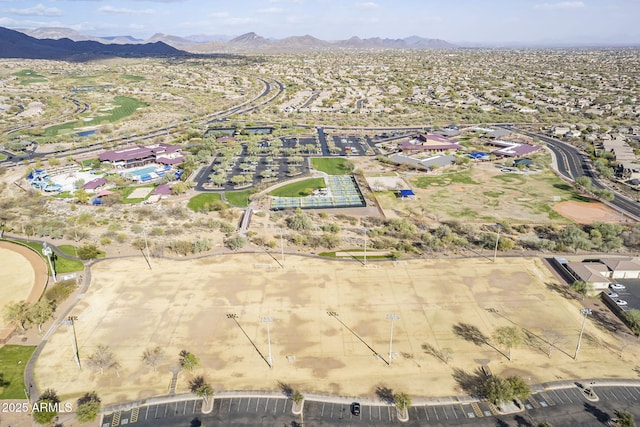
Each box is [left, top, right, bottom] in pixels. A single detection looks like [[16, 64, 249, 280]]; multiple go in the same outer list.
[[393, 392, 412, 410], [88, 345, 120, 376], [624, 309, 640, 335], [570, 280, 592, 300], [73, 188, 90, 204], [179, 350, 200, 371], [32, 388, 60, 424], [3, 301, 30, 331], [574, 176, 592, 191], [142, 346, 165, 372], [291, 389, 304, 405], [506, 375, 531, 401], [189, 375, 213, 403], [286, 209, 314, 231], [76, 391, 101, 423], [77, 243, 101, 260], [29, 299, 54, 333], [613, 410, 636, 427], [492, 326, 523, 361], [483, 376, 512, 405], [225, 235, 246, 250]]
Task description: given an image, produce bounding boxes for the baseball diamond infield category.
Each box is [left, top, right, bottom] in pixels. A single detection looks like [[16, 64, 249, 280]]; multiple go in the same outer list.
[[0, 241, 48, 343], [34, 254, 640, 404]]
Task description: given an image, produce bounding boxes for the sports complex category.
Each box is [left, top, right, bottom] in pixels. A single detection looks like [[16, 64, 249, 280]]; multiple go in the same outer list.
[[26, 252, 640, 405]]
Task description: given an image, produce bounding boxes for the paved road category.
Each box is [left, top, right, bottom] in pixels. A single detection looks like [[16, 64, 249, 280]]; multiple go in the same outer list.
[[100, 385, 640, 427], [512, 127, 640, 220]]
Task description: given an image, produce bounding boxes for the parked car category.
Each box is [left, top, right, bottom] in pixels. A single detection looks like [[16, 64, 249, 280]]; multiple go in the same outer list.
[[607, 291, 619, 298], [609, 283, 626, 291], [615, 299, 628, 306], [351, 402, 361, 416]]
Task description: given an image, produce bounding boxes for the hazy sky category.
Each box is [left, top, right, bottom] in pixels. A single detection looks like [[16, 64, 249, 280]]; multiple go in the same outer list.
[[1, 0, 639, 44]]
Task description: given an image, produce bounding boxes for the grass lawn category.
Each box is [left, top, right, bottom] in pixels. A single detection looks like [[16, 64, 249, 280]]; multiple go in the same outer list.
[[12, 241, 85, 273], [0, 345, 37, 399], [225, 190, 252, 207], [57, 244, 79, 258], [42, 96, 148, 137], [187, 193, 223, 212], [311, 158, 354, 175], [269, 178, 326, 197], [413, 170, 478, 188], [0, 153, 7, 161]]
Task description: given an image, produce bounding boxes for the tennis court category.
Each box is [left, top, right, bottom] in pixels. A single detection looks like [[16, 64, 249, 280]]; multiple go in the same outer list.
[[271, 175, 365, 210]]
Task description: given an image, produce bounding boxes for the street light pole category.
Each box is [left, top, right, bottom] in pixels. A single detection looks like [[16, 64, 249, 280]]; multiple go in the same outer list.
[[493, 224, 502, 263], [574, 308, 592, 360], [67, 315, 81, 369], [363, 227, 367, 266], [42, 242, 57, 282], [278, 229, 285, 269], [261, 317, 274, 368], [386, 314, 399, 366]]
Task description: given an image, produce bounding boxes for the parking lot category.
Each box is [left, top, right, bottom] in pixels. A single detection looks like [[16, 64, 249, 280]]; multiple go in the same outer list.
[[606, 279, 640, 312], [100, 386, 640, 426]]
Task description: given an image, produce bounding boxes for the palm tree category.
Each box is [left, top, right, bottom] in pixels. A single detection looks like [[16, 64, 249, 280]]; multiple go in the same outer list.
[[189, 375, 213, 403]]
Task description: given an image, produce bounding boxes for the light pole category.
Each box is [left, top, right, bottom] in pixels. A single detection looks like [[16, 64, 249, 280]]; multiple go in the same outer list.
[[64, 315, 81, 369], [42, 242, 57, 282], [574, 308, 592, 360], [261, 316, 273, 368], [363, 227, 367, 266], [278, 229, 285, 269], [386, 314, 399, 366], [493, 224, 503, 263], [143, 229, 152, 270]]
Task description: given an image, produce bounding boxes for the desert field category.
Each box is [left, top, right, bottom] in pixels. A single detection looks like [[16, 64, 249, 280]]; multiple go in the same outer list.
[[373, 163, 615, 224], [33, 253, 640, 405]]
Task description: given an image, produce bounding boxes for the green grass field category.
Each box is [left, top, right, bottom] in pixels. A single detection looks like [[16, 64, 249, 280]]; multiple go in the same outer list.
[[14, 241, 85, 273], [311, 158, 354, 175], [187, 193, 223, 212], [225, 190, 252, 207], [269, 178, 326, 197], [42, 96, 148, 137], [0, 345, 36, 399], [0, 153, 7, 161], [122, 74, 145, 81], [413, 170, 478, 188], [57, 244, 79, 258]]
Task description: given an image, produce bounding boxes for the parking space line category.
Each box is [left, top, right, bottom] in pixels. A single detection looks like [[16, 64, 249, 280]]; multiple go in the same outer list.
[[154, 405, 159, 418], [387, 405, 392, 421], [264, 398, 269, 412], [625, 387, 638, 400], [144, 406, 149, 420], [228, 398, 233, 413], [255, 398, 260, 412], [164, 403, 169, 417], [561, 389, 573, 403], [411, 406, 420, 421], [453, 405, 460, 419], [273, 399, 278, 414], [423, 406, 429, 421], [551, 390, 564, 404], [609, 390, 619, 400], [433, 406, 440, 421], [330, 403, 334, 418], [568, 388, 582, 401]]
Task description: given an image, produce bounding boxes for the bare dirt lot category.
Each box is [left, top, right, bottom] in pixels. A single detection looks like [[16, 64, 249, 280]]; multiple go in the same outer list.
[[34, 254, 640, 405], [553, 200, 623, 224], [0, 242, 47, 342]]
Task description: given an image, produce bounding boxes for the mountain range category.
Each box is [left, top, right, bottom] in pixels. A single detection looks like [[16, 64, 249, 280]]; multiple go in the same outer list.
[[0, 26, 184, 60], [12, 27, 455, 55]]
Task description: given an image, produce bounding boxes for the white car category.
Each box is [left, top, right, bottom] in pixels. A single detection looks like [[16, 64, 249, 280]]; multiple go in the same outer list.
[[609, 283, 626, 291], [607, 291, 619, 298], [615, 299, 628, 306]]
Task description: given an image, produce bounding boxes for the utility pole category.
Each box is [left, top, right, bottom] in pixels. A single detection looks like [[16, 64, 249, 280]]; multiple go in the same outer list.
[[363, 227, 367, 266], [493, 224, 503, 263]]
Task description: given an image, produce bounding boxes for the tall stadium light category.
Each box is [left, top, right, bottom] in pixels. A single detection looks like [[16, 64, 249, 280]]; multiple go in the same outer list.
[[143, 229, 152, 270], [386, 314, 400, 366], [363, 227, 367, 266], [574, 308, 592, 360], [64, 316, 81, 370], [278, 229, 285, 268], [42, 242, 57, 282], [493, 224, 503, 263], [261, 316, 274, 368]]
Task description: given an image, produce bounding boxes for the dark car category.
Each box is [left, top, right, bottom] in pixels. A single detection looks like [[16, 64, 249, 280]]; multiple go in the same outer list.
[[351, 402, 361, 416]]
